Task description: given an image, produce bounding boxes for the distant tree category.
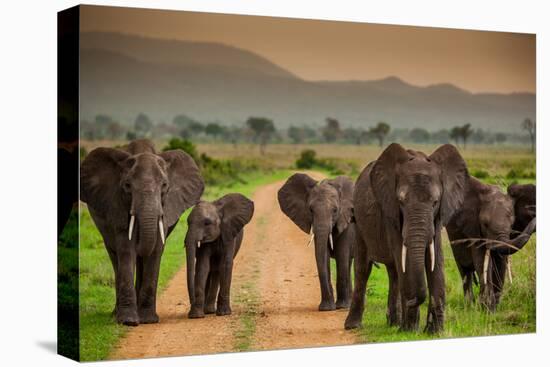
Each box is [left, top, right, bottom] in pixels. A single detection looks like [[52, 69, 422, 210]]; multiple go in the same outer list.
[[471, 129, 486, 144], [431, 129, 450, 144], [135, 113, 153, 138], [94, 114, 114, 139], [369, 121, 391, 147], [322, 117, 342, 143], [495, 133, 507, 145], [409, 128, 430, 143], [205, 122, 224, 140], [342, 128, 362, 145], [460, 123, 473, 149], [173, 114, 204, 138], [296, 149, 318, 169], [522, 118, 536, 152], [246, 117, 276, 154], [450, 126, 461, 146], [288, 126, 306, 144], [106, 121, 124, 140]]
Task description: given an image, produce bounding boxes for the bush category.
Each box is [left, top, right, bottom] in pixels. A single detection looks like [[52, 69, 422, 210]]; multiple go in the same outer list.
[[296, 149, 317, 169], [162, 138, 199, 162], [471, 169, 489, 179]]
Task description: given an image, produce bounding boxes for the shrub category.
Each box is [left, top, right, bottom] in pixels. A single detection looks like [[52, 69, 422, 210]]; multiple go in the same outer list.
[[471, 169, 489, 179], [296, 149, 317, 169], [162, 138, 199, 162]]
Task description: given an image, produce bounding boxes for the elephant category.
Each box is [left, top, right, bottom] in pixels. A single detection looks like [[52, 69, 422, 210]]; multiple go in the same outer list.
[[447, 178, 536, 310], [80, 139, 204, 325], [278, 174, 355, 311], [184, 193, 254, 318], [508, 183, 536, 238], [345, 144, 468, 333]]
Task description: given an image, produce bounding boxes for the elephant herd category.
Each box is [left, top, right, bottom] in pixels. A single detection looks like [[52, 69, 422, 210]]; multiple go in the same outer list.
[[81, 139, 535, 335]]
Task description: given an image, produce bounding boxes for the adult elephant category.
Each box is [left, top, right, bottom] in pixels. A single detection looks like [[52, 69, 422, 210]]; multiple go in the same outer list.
[[80, 139, 204, 325], [508, 183, 536, 237], [447, 179, 536, 310], [184, 193, 254, 318], [278, 174, 355, 311], [345, 144, 468, 333]]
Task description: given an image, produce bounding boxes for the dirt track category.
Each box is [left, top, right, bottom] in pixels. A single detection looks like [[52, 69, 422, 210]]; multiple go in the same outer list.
[[110, 172, 357, 359]]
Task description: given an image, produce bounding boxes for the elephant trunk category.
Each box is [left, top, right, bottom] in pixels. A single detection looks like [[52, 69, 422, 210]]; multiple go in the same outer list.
[[184, 229, 201, 306], [493, 217, 536, 255], [134, 193, 162, 257], [402, 213, 430, 306]]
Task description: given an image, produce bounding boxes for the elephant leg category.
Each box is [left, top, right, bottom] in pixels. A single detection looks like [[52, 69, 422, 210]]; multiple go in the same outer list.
[[106, 246, 119, 317], [205, 257, 220, 314], [457, 264, 474, 305], [345, 236, 372, 329], [137, 246, 163, 324], [135, 255, 143, 302], [115, 243, 139, 326], [335, 236, 352, 309], [386, 264, 401, 326], [424, 242, 446, 334], [315, 241, 336, 311], [216, 254, 235, 316], [473, 247, 495, 311], [189, 251, 210, 319], [491, 254, 507, 308]]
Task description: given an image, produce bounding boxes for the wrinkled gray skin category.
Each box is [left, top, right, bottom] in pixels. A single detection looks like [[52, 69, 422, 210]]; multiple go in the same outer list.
[[447, 178, 536, 311], [345, 144, 468, 333], [278, 174, 355, 311], [184, 193, 254, 318], [81, 139, 204, 326]]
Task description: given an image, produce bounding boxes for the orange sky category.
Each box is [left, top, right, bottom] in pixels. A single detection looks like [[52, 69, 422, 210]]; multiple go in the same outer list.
[[80, 5, 536, 93]]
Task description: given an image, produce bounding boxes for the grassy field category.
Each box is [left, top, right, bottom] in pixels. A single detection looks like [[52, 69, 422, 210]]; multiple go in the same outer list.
[[76, 141, 535, 359], [78, 169, 292, 361]]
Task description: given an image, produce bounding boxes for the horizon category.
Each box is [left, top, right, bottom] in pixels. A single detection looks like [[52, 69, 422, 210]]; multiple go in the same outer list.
[[80, 5, 536, 94]]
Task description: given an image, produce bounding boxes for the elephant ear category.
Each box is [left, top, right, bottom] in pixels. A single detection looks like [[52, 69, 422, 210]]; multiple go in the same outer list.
[[215, 193, 254, 244], [159, 150, 205, 228], [429, 144, 468, 226], [80, 147, 130, 225], [370, 143, 410, 228], [277, 173, 318, 233], [328, 176, 354, 234]]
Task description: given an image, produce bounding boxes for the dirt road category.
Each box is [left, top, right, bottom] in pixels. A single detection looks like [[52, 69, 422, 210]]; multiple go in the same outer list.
[[110, 173, 357, 359]]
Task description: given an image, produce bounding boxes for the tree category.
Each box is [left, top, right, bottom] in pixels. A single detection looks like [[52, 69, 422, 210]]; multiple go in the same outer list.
[[431, 129, 450, 144], [522, 118, 536, 152], [134, 113, 153, 138], [162, 137, 199, 162], [246, 117, 275, 154], [288, 126, 306, 144], [322, 118, 341, 143], [173, 114, 204, 138], [450, 126, 461, 146], [495, 133, 507, 145], [460, 123, 473, 149], [205, 122, 224, 140], [409, 128, 430, 144], [369, 121, 391, 147]]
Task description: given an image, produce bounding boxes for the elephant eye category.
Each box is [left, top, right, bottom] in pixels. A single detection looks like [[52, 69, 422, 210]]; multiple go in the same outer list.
[[122, 181, 131, 192], [332, 207, 337, 214]]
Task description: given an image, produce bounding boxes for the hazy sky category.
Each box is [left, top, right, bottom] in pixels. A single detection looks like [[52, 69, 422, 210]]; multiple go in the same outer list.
[[81, 5, 536, 93]]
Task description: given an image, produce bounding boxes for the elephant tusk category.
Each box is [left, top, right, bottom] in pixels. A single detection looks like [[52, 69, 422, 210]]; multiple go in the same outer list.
[[429, 240, 435, 272], [128, 215, 135, 241], [197, 240, 201, 249], [307, 229, 314, 247], [506, 258, 512, 284], [159, 218, 165, 245], [329, 233, 334, 251], [401, 244, 407, 273], [483, 249, 490, 285]]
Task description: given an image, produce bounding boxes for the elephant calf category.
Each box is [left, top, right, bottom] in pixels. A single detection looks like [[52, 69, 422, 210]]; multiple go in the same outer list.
[[184, 193, 254, 318], [278, 174, 355, 311], [447, 179, 536, 311]]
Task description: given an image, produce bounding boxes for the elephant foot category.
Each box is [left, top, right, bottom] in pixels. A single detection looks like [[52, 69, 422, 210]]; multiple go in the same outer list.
[[138, 308, 159, 324], [335, 299, 351, 309], [216, 304, 232, 316], [344, 313, 362, 330], [116, 308, 139, 326], [424, 311, 444, 334], [318, 300, 336, 312], [386, 313, 400, 327], [188, 307, 205, 319], [205, 304, 216, 314]]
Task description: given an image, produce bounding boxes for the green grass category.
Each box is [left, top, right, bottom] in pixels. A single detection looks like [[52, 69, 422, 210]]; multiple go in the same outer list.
[[78, 169, 291, 361], [335, 233, 536, 343]]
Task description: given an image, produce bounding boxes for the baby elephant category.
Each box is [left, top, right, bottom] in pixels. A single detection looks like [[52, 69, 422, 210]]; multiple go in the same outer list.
[[184, 193, 254, 318], [278, 174, 355, 311]]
